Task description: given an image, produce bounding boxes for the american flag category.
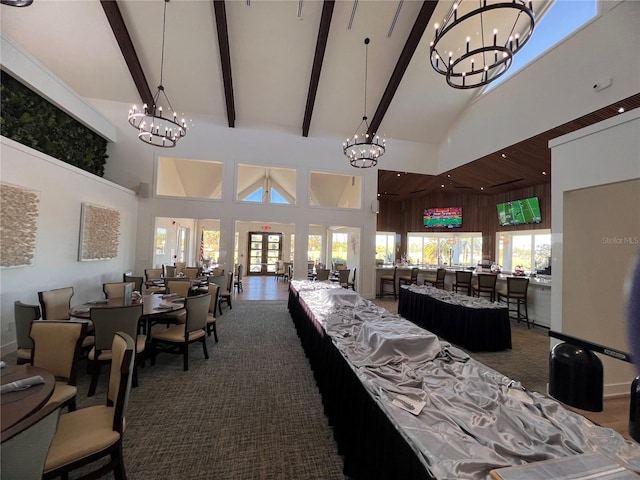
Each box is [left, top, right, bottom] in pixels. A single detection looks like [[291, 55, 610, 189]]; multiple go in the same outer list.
[[200, 230, 205, 262]]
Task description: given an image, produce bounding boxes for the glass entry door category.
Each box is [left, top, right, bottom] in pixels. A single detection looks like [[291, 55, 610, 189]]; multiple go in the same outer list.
[[248, 232, 282, 275]]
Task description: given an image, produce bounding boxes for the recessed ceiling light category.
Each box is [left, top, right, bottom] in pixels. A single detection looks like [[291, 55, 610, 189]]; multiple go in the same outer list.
[[441, 184, 445, 188], [480, 187, 484, 191], [501, 153, 507, 158], [618, 107, 625, 113], [542, 171, 547, 175], [397, 173, 401, 177], [377, 193, 380, 196], [447, 174, 451, 178]]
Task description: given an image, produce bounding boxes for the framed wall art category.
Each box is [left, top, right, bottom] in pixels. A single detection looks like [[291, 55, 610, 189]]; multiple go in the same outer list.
[[0, 182, 40, 268], [79, 202, 120, 261]]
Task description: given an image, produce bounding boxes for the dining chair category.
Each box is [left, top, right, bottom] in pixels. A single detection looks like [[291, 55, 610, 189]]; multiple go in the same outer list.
[[219, 271, 233, 311], [424, 268, 447, 289], [398, 267, 419, 287], [103, 282, 135, 299], [211, 267, 224, 276], [38, 286, 74, 320], [379, 266, 398, 300], [1, 402, 61, 480], [209, 274, 227, 315], [283, 262, 293, 282], [87, 304, 145, 396], [206, 283, 219, 341], [30, 320, 88, 412], [122, 274, 143, 293], [166, 279, 192, 298], [315, 268, 330, 281], [182, 267, 200, 279], [234, 264, 244, 293], [174, 261, 186, 275], [14, 301, 41, 365], [473, 273, 498, 302], [338, 269, 351, 288], [43, 332, 135, 480], [453, 270, 473, 296], [144, 268, 166, 294], [275, 260, 286, 281], [151, 293, 210, 371], [163, 264, 177, 277], [498, 277, 531, 328], [347, 267, 357, 291]]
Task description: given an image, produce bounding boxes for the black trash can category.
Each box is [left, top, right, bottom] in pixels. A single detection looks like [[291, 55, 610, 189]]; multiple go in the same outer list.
[[629, 376, 640, 442], [549, 342, 603, 412]]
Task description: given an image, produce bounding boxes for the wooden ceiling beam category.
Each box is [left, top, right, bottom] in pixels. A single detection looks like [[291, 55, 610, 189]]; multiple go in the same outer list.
[[302, 0, 335, 137], [367, 0, 439, 138], [100, 0, 153, 108], [213, 0, 236, 128]]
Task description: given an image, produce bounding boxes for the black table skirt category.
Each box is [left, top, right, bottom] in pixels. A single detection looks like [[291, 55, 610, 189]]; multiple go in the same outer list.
[[288, 286, 433, 480], [397, 287, 512, 352]]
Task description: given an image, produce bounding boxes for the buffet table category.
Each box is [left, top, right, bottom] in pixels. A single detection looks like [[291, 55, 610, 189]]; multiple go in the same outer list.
[[398, 285, 511, 351]]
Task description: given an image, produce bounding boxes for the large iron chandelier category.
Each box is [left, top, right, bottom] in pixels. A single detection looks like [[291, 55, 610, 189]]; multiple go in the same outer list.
[[128, 0, 186, 147], [430, 0, 535, 89], [343, 38, 386, 169]]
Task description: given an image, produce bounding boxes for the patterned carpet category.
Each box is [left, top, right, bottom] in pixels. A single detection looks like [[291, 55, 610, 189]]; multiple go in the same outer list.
[[67, 300, 348, 480]]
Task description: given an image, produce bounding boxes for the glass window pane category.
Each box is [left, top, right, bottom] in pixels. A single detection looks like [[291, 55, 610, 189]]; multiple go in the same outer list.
[[308, 235, 322, 264], [237, 164, 296, 204], [156, 157, 222, 199], [534, 233, 551, 272], [512, 235, 533, 270]]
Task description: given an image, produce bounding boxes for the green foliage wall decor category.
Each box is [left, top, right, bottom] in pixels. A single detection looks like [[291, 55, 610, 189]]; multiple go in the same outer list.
[[1, 71, 108, 176]]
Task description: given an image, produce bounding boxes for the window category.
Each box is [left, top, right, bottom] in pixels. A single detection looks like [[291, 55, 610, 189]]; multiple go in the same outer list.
[[407, 233, 482, 267], [201, 229, 220, 265], [156, 157, 223, 199], [497, 230, 551, 272], [376, 232, 395, 265], [237, 165, 296, 204], [155, 228, 167, 254], [290, 233, 295, 262], [310, 172, 361, 209], [484, 0, 597, 92], [308, 234, 322, 264], [331, 232, 348, 265]]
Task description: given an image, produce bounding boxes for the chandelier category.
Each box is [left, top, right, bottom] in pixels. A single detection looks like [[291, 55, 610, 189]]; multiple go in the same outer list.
[[128, 0, 186, 147], [343, 38, 386, 169], [430, 0, 535, 89]]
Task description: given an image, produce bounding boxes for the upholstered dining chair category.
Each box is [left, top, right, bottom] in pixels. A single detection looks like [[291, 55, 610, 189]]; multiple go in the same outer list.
[[151, 293, 210, 371], [144, 268, 166, 294], [453, 270, 473, 296], [88, 304, 145, 396], [498, 277, 531, 328], [315, 268, 330, 281], [338, 269, 351, 288], [165, 279, 192, 298], [1, 401, 61, 480], [122, 274, 143, 293], [220, 271, 233, 311], [424, 268, 446, 289], [43, 332, 135, 480], [473, 273, 498, 302], [30, 320, 88, 412], [38, 286, 74, 320], [234, 264, 244, 293], [174, 261, 186, 275], [398, 267, 419, 288], [211, 267, 224, 276], [209, 274, 227, 315], [206, 283, 219, 341], [347, 267, 357, 291], [14, 301, 41, 365], [182, 267, 200, 279], [379, 266, 398, 300], [103, 282, 135, 299], [163, 264, 177, 277], [275, 260, 286, 281]]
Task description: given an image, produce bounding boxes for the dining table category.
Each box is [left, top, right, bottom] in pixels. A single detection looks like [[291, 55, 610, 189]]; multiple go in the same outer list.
[[1, 364, 56, 433]]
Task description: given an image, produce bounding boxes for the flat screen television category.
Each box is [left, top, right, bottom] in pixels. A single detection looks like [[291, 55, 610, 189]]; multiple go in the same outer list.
[[423, 207, 462, 229], [497, 197, 542, 226]]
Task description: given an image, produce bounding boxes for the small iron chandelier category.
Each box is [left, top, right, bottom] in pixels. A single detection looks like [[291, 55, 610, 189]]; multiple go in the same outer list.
[[343, 38, 386, 169], [128, 0, 186, 147], [430, 0, 535, 89]]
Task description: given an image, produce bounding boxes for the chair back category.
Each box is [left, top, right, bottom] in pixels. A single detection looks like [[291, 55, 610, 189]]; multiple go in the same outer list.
[[212, 267, 224, 276], [338, 269, 351, 284], [507, 277, 529, 295], [103, 282, 135, 299], [38, 287, 73, 320], [307, 261, 314, 272], [90, 304, 143, 352], [315, 269, 330, 281], [348, 267, 357, 290], [108, 332, 135, 433], [184, 294, 210, 333], [123, 275, 143, 292], [166, 279, 192, 298], [236, 264, 244, 281], [30, 321, 87, 382], [436, 268, 446, 281], [208, 284, 220, 314], [1, 402, 61, 480], [210, 274, 226, 290], [182, 267, 200, 279], [410, 267, 419, 282], [174, 262, 186, 275], [477, 273, 498, 289], [145, 268, 163, 281], [226, 271, 234, 291], [455, 270, 473, 285], [14, 301, 41, 351], [163, 265, 177, 277]]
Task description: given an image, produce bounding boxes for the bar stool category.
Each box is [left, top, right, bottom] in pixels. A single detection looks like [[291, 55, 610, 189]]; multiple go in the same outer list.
[[453, 270, 473, 296], [398, 267, 419, 287], [379, 266, 398, 300], [424, 268, 446, 289], [498, 277, 531, 328], [473, 273, 497, 302]]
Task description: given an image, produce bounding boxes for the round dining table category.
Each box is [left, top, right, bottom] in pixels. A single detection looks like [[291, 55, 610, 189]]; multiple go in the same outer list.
[[69, 293, 184, 320], [1, 364, 55, 433]]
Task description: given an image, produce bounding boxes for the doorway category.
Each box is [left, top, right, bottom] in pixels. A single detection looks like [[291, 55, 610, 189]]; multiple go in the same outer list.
[[248, 232, 282, 275]]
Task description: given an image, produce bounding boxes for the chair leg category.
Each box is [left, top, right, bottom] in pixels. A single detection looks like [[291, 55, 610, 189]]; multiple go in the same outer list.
[[212, 324, 218, 343], [132, 360, 139, 388], [151, 340, 157, 366], [202, 338, 209, 359], [67, 397, 77, 412], [88, 360, 100, 397], [112, 446, 128, 480]]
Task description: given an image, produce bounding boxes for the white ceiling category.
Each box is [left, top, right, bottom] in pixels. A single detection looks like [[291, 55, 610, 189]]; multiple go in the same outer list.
[[0, 0, 551, 148]]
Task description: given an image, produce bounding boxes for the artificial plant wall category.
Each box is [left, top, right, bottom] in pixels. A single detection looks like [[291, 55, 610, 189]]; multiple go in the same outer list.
[[1, 71, 108, 176]]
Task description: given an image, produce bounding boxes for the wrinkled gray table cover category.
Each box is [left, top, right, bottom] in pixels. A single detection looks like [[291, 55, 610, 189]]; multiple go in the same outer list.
[[291, 280, 640, 480]]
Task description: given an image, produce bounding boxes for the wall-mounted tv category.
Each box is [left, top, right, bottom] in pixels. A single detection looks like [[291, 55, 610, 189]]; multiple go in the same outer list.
[[424, 207, 462, 229], [497, 197, 542, 226]]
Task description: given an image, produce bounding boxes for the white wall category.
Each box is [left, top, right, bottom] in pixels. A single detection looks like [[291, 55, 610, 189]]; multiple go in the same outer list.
[[0, 137, 138, 355], [438, 0, 640, 173], [550, 109, 640, 396]]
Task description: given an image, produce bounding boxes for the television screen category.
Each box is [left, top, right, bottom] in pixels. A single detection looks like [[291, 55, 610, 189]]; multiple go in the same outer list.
[[497, 197, 542, 226], [424, 207, 462, 229]]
